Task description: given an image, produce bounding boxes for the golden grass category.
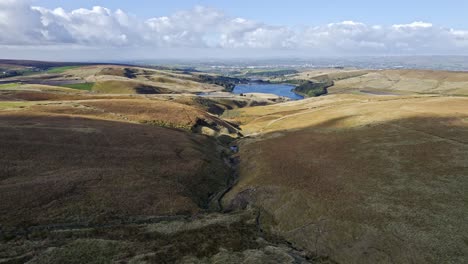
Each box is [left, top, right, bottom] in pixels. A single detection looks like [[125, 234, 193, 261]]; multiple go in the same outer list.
[[76, 99, 206, 126], [331, 69, 468, 95], [0, 101, 35, 110]]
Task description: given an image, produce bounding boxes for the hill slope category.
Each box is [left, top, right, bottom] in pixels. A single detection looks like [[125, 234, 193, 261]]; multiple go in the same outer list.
[[223, 94, 468, 263], [331, 69, 468, 96]]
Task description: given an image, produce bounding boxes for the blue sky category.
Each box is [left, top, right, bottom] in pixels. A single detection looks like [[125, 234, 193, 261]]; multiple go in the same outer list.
[[1, 0, 468, 60], [34, 0, 468, 28]]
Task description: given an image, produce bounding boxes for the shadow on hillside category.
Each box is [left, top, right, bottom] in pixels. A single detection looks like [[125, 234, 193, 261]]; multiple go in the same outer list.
[[226, 115, 468, 264], [0, 114, 230, 229]]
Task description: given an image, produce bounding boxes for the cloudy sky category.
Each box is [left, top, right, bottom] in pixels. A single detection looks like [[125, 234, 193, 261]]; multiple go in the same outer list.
[[1, 0, 468, 61]]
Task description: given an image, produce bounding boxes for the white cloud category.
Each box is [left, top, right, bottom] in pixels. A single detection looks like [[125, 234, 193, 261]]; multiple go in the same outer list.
[[1, 1, 468, 57], [0, 0, 45, 44], [300, 20, 468, 54], [392, 21, 433, 29]]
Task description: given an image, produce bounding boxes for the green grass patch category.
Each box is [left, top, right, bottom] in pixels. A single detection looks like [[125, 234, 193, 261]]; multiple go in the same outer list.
[[0, 83, 21, 89], [60, 83, 94, 91], [47, 66, 81, 74], [0, 101, 34, 110]]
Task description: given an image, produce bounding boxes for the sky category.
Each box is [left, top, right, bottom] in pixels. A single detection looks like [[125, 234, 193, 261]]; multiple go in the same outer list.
[[33, 0, 468, 28], [1, 0, 468, 61]]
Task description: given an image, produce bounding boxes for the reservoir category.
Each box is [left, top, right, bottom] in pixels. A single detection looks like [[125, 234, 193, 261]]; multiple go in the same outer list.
[[233, 83, 303, 100]]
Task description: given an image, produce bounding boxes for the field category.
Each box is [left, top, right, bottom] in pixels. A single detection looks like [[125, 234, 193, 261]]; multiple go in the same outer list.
[[47, 66, 81, 74]]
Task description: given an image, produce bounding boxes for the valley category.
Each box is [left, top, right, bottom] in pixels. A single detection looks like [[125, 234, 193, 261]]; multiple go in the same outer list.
[[0, 60, 467, 263]]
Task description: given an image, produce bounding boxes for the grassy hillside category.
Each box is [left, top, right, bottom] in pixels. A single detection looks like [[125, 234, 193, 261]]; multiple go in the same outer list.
[[0, 114, 230, 225], [92, 80, 169, 94], [0, 111, 292, 263], [331, 69, 468, 96], [223, 94, 468, 263], [60, 82, 95, 91]]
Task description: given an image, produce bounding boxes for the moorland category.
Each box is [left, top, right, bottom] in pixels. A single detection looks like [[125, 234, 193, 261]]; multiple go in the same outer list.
[[0, 59, 467, 263]]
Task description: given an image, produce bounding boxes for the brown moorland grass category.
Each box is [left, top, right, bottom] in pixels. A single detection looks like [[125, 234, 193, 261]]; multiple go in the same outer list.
[[0, 91, 87, 101], [223, 95, 468, 263], [0, 113, 230, 228], [79, 99, 203, 126], [0, 84, 87, 93], [0, 85, 146, 103], [0, 98, 313, 263]]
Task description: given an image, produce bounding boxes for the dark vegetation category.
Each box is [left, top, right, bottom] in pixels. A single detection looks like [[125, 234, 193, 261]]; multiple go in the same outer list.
[[0, 68, 45, 78], [0, 70, 22, 79], [291, 79, 332, 97], [198, 75, 249, 92], [0, 209, 319, 263], [0, 59, 135, 71], [244, 69, 299, 77], [193, 97, 248, 115], [134, 85, 166, 94], [123, 68, 137, 78], [0, 59, 94, 68]]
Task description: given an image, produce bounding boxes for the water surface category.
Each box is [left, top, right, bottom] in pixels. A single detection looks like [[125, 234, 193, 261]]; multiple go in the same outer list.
[[233, 83, 303, 100]]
